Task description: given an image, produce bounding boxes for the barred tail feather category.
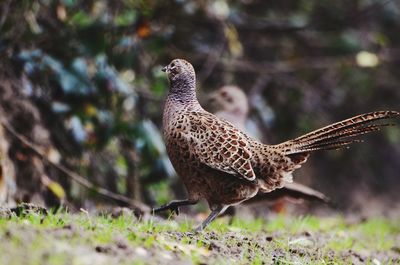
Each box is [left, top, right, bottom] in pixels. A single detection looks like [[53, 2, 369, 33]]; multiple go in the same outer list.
[[278, 111, 399, 155]]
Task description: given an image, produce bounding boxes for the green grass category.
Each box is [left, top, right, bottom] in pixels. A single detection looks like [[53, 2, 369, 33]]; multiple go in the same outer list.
[[0, 209, 399, 265]]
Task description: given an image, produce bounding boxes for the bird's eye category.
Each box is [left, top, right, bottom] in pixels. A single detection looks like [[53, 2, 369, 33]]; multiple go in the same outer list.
[[226, 97, 233, 103], [170, 62, 176, 68]]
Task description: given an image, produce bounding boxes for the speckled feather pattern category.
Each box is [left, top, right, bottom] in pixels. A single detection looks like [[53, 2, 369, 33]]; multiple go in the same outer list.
[[162, 59, 400, 210]]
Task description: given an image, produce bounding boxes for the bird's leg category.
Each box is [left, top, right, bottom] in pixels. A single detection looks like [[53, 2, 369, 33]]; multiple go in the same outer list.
[[194, 205, 227, 232], [153, 199, 198, 215]]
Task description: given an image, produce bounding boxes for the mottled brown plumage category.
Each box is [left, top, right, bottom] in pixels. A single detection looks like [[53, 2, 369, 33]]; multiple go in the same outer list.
[[154, 59, 399, 232], [208, 85, 330, 207]]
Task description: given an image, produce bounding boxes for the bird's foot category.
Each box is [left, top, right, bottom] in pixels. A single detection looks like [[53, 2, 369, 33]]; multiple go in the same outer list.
[[193, 224, 204, 233], [151, 206, 179, 216], [186, 228, 201, 236], [186, 231, 198, 237], [170, 206, 180, 216]]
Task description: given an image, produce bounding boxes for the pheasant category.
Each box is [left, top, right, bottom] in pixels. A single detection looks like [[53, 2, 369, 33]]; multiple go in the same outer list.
[[208, 85, 250, 132], [154, 58, 399, 232], [208, 85, 330, 207]]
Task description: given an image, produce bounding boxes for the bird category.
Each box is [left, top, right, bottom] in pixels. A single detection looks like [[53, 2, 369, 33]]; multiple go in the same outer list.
[[154, 58, 399, 232], [207, 85, 250, 132], [207, 85, 330, 208]]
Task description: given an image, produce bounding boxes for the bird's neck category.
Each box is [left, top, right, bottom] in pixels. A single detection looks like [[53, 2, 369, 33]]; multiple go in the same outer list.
[[167, 77, 203, 111], [163, 78, 204, 136]]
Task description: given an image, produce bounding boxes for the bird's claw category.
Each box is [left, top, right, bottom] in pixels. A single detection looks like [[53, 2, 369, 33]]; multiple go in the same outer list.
[[171, 206, 180, 215], [186, 230, 199, 237]]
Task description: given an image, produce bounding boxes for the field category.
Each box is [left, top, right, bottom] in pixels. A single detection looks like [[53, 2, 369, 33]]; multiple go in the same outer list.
[[0, 206, 399, 265]]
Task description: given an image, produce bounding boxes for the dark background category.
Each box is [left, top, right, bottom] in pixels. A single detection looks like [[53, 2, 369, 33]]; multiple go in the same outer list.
[[0, 0, 399, 215]]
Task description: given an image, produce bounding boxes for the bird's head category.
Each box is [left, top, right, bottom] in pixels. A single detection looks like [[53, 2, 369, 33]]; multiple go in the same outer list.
[[208, 86, 249, 116], [162, 59, 195, 84]]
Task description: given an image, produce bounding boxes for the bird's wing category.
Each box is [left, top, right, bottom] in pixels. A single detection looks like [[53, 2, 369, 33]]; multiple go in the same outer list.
[[185, 111, 256, 181]]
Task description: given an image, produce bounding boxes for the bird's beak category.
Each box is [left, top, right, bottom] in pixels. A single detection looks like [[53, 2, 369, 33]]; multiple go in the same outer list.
[[162, 65, 168, 72]]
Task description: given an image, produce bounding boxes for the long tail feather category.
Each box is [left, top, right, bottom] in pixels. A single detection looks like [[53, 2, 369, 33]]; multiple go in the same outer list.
[[244, 182, 331, 204], [300, 123, 387, 148], [299, 124, 393, 151], [278, 111, 399, 155]]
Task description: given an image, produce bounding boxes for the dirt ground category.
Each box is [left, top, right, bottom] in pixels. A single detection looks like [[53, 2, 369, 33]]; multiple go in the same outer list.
[[0, 205, 399, 265]]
